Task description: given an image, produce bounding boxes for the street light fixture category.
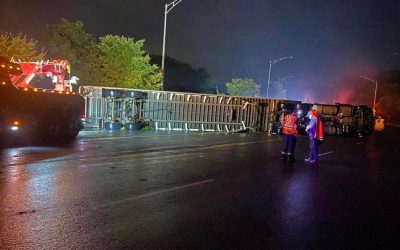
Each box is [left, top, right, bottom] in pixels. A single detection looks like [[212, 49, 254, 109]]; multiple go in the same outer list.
[[359, 75, 378, 114], [161, 0, 184, 91], [267, 56, 294, 98]]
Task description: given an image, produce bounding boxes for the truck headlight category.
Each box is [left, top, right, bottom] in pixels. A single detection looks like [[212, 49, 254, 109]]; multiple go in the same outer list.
[[10, 120, 20, 131]]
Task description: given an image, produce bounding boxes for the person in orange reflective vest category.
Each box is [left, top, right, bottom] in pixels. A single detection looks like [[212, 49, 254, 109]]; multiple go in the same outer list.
[[305, 107, 324, 164], [280, 108, 298, 162], [374, 116, 385, 132], [373, 115, 385, 142]]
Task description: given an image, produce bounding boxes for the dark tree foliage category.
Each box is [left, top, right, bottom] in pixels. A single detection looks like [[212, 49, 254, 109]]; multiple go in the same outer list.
[[43, 19, 161, 89], [42, 19, 97, 85], [225, 78, 260, 97], [330, 71, 400, 122], [375, 68, 400, 122], [151, 55, 214, 93], [0, 32, 46, 61], [378, 68, 400, 86]]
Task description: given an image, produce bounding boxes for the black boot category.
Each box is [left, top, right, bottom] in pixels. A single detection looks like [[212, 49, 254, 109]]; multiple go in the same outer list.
[[281, 153, 287, 160], [288, 155, 295, 162]]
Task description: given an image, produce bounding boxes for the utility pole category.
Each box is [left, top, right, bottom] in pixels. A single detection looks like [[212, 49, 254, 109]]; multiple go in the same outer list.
[[161, 0, 184, 91], [266, 56, 294, 98], [360, 75, 378, 114]]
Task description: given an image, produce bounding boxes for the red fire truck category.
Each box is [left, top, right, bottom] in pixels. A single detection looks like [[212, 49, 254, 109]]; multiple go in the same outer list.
[[10, 59, 79, 92], [0, 57, 84, 146]]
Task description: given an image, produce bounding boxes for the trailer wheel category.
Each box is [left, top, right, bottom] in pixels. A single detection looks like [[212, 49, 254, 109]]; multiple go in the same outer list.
[[363, 110, 374, 134], [102, 89, 124, 98], [323, 125, 337, 135], [126, 91, 147, 99], [125, 122, 142, 130], [104, 122, 121, 130]]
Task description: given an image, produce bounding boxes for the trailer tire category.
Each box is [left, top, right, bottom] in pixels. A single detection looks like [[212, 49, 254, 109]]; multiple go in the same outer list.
[[125, 122, 142, 130], [323, 125, 337, 135], [126, 91, 147, 99], [104, 122, 121, 130], [102, 89, 124, 98]]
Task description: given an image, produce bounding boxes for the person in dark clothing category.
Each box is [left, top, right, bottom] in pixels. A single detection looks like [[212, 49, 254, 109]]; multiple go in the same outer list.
[[305, 106, 324, 164]]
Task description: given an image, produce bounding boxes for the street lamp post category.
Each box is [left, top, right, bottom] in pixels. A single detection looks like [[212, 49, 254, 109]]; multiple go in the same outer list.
[[359, 75, 378, 114], [161, 0, 184, 91], [266, 56, 294, 98]]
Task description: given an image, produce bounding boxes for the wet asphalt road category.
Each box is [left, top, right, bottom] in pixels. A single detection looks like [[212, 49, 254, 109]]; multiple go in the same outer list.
[[1, 127, 400, 249]]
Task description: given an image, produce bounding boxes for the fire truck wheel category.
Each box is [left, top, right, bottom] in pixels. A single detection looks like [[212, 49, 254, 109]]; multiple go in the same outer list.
[[0, 131, 3, 148], [0, 111, 3, 145], [47, 117, 61, 139], [24, 114, 40, 135], [63, 115, 81, 139]]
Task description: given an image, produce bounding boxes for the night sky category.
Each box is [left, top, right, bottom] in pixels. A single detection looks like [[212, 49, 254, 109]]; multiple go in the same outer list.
[[1, 0, 400, 103]]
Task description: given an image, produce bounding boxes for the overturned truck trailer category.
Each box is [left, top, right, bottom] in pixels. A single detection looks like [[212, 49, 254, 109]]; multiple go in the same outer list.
[[79, 86, 374, 136], [273, 101, 374, 137], [79, 86, 287, 133], [309, 103, 374, 136], [0, 57, 84, 146]]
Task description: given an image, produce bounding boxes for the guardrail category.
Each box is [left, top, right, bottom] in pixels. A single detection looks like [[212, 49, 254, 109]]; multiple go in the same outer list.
[[80, 86, 287, 132]]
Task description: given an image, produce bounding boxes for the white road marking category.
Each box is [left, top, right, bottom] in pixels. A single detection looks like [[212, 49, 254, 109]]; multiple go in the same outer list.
[[80, 133, 284, 142], [356, 141, 363, 145], [80, 136, 130, 141], [319, 151, 333, 157], [387, 123, 400, 128], [94, 179, 215, 210], [80, 133, 194, 142]]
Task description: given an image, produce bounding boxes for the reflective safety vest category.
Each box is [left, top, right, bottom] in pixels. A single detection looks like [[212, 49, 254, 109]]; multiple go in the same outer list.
[[374, 118, 385, 131], [282, 113, 298, 135], [315, 115, 324, 140]]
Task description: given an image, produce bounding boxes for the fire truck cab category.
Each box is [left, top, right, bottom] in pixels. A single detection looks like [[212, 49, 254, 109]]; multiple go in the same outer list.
[[10, 59, 78, 92]]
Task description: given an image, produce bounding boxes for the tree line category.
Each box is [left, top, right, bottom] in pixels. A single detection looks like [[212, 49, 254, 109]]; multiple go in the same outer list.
[[0, 18, 264, 97], [369, 70, 400, 122], [1, 19, 161, 90]]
